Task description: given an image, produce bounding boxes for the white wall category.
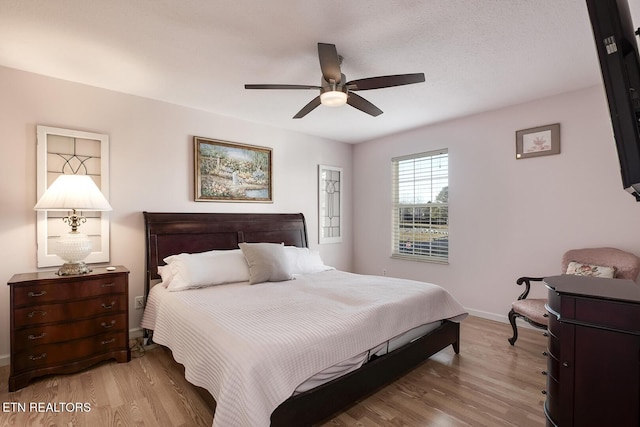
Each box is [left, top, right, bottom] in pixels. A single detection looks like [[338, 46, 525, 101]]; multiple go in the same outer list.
[[353, 85, 640, 322], [4, 63, 639, 363], [0, 66, 353, 362]]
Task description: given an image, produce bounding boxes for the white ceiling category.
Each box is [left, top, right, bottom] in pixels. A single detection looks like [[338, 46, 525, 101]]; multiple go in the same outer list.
[[1, 0, 640, 143]]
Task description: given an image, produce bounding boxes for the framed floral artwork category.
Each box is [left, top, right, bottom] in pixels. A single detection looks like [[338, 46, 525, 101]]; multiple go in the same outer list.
[[516, 123, 560, 159], [194, 136, 272, 202]]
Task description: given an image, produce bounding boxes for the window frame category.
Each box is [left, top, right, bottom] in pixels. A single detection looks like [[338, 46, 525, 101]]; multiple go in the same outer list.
[[391, 149, 449, 263], [36, 125, 110, 268]]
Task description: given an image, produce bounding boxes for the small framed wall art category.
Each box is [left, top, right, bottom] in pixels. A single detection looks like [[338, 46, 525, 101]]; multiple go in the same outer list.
[[516, 123, 560, 159], [194, 136, 272, 202]]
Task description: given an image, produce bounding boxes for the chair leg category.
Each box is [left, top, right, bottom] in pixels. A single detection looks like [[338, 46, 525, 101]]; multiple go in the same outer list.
[[508, 309, 519, 345]]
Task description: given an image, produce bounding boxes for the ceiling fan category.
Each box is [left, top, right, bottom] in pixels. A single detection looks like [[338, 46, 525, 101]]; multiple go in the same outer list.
[[244, 43, 426, 119]]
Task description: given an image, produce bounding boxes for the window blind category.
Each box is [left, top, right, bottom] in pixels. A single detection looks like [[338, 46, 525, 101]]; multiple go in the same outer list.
[[392, 149, 448, 262]]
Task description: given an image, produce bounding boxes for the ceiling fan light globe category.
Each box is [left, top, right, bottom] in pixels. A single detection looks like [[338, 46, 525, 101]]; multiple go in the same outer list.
[[320, 91, 347, 107]]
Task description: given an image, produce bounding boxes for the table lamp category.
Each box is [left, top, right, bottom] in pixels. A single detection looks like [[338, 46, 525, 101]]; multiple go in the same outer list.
[[34, 174, 112, 275]]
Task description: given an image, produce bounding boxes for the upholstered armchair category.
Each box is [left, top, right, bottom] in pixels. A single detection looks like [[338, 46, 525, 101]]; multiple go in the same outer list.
[[508, 247, 640, 345]]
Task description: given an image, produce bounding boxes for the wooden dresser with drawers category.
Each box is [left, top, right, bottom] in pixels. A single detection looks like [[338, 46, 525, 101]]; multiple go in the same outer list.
[[544, 274, 640, 427], [8, 266, 130, 391]]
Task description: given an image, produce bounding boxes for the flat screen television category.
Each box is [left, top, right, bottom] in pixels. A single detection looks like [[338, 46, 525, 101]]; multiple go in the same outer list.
[[586, 0, 640, 200]]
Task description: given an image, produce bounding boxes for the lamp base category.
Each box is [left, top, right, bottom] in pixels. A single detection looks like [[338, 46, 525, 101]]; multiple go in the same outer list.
[[55, 230, 93, 275], [57, 261, 92, 276]]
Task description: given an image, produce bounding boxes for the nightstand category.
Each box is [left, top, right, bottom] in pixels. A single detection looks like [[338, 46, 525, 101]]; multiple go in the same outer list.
[[7, 266, 130, 391]]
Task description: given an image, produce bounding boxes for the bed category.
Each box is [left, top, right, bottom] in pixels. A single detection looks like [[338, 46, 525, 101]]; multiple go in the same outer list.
[[141, 212, 466, 427]]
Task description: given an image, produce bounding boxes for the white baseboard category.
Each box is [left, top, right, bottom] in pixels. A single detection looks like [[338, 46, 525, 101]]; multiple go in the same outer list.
[[129, 327, 144, 339], [465, 308, 508, 323], [465, 307, 540, 330]]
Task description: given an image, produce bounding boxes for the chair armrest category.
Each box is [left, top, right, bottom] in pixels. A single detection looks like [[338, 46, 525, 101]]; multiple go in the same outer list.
[[515, 276, 545, 300]]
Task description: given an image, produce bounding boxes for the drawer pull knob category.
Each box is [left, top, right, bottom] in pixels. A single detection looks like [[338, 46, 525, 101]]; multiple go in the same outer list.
[[101, 302, 116, 309], [542, 332, 548, 337], [101, 338, 116, 345], [28, 291, 47, 297], [28, 332, 47, 340], [29, 353, 47, 361], [27, 310, 47, 318], [541, 370, 547, 376], [542, 351, 548, 356], [101, 321, 116, 329], [101, 283, 115, 288], [563, 362, 570, 368], [541, 390, 547, 395], [543, 313, 549, 318]]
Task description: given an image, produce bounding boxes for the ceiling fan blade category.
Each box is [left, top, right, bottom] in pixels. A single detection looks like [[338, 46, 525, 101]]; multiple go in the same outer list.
[[347, 73, 425, 91], [347, 92, 383, 117], [293, 96, 322, 119], [245, 84, 321, 90], [318, 43, 342, 84]]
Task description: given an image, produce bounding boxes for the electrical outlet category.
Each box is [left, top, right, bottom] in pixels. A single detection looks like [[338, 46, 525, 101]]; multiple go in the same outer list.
[[135, 296, 145, 309], [382, 269, 387, 276]]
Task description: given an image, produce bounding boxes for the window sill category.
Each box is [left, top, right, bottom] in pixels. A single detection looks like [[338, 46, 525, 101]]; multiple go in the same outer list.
[[391, 254, 449, 264]]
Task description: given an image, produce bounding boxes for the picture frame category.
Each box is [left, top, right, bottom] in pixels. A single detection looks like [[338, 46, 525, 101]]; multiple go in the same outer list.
[[318, 164, 343, 244], [516, 123, 560, 159], [194, 136, 272, 202], [36, 125, 110, 267]]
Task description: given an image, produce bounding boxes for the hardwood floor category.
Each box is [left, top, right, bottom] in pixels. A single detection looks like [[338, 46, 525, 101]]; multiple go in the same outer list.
[[0, 316, 546, 426]]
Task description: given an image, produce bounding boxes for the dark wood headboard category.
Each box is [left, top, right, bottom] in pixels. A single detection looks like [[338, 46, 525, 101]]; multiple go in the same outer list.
[[143, 212, 308, 294]]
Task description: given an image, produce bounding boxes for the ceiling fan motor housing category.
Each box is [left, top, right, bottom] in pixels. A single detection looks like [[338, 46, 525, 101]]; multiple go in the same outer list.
[[244, 43, 425, 118]]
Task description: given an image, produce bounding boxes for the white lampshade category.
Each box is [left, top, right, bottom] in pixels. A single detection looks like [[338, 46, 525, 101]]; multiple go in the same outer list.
[[34, 174, 112, 212], [34, 174, 111, 275], [320, 90, 348, 107]]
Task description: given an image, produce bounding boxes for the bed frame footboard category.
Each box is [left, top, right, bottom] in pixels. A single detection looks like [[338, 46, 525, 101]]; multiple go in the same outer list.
[[270, 320, 460, 426]]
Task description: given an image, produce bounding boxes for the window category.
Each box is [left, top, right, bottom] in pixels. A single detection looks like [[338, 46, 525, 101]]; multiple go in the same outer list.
[[392, 149, 448, 263]]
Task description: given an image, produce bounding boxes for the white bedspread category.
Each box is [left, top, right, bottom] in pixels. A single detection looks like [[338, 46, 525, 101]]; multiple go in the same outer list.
[[141, 270, 467, 427]]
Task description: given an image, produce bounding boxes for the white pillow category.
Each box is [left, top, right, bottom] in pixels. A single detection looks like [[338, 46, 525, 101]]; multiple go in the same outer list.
[[157, 265, 175, 287], [164, 249, 251, 291], [284, 246, 334, 274], [239, 242, 293, 285], [163, 248, 235, 265]]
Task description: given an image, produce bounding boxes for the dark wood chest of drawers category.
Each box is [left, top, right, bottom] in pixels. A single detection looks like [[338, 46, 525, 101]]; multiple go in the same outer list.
[[8, 266, 130, 391], [544, 275, 640, 427]]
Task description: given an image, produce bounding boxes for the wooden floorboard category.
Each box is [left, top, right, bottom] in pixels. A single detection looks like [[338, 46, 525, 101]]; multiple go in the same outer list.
[[0, 316, 546, 426]]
